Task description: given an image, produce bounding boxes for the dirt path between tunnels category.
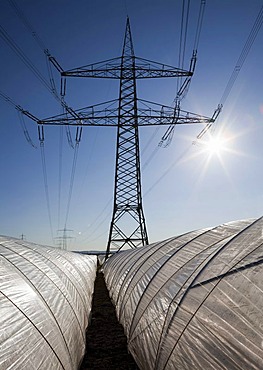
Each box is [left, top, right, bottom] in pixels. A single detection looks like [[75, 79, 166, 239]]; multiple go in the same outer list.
[[80, 271, 139, 370]]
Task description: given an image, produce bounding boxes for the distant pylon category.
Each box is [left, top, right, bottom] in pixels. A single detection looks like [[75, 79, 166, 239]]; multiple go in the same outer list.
[[55, 228, 74, 250], [20, 233, 26, 240]]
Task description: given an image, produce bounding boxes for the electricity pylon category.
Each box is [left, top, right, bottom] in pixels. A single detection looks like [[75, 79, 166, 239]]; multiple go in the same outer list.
[[55, 228, 74, 250], [29, 18, 219, 258]]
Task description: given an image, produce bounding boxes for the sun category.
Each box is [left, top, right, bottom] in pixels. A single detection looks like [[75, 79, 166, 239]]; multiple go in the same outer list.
[[193, 130, 232, 177], [203, 135, 227, 156], [194, 128, 236, 161]]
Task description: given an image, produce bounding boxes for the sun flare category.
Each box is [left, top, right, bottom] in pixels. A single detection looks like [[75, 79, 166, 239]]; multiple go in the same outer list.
[[203, 135, 227, 156], [193, 131, 233, 178]]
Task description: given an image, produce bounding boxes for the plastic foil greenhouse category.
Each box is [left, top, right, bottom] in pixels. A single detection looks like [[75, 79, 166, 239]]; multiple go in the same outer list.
[[0, 236, 97, 370], [104, 217, 263, 370]]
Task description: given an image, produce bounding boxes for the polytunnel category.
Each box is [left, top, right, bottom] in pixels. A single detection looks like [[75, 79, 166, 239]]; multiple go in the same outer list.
[[0, 236, 97, 370], [104, 217, 263, 370]]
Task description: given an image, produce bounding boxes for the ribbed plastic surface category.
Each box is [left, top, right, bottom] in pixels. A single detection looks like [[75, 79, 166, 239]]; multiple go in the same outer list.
[[104, 217, 263, 370], [0, 236, 97, 370]]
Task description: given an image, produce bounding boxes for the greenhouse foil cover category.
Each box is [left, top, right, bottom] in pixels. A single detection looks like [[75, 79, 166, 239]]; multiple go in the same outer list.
[[104, 217, 263, 370], [0, 236, 97, 370]]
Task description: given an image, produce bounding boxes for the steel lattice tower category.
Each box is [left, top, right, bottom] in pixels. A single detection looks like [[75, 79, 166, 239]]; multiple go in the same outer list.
[[33, 18, 219, 258], [107, 19, 148, 255]]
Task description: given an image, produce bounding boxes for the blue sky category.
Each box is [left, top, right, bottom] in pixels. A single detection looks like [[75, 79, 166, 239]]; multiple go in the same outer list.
[[0, 0, 263, 251]]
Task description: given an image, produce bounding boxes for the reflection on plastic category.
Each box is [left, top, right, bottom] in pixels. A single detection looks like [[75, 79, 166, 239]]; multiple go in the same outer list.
[[104, 217, 263, 370], [0, 236, 97, 370]]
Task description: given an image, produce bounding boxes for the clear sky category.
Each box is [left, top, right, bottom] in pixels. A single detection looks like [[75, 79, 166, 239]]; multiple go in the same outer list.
[[0, 0, 263, 251]]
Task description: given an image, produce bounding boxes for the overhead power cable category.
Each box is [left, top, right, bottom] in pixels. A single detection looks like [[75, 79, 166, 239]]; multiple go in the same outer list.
[[141, 126, 162, 171], [219, 4, 263, 106], [176, 0, 206, 100], [4, 1, 82, 126], [142, 145, 160, 172], [79, 208, 112, 243], [45, 54, 60, 100], [0, 90, 37, 148], [0, 90, 55, 245], [196, 3, 263, 140], [0, 89, 18, 107], [39, 142, 54, 243], [8, 0, 47, 51], [149, 3, 263, 196], [0, 24, 53, 93], [85, 230, 108, 244], [0, 20, 64, 106], [144, 144, 192, 197], [8, 0, 60, 99], [5, 0, 84, 233], [57, 126, 63, 230], [159, 0, 206, 149], [64, 140, 81, 228], [193, 0, 206, 52], [177, 0, 190, 94], [17, 110, 37, 148]]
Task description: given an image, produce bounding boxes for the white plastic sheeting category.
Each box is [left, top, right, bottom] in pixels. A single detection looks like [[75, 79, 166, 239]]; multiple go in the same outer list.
[[0, 236, 97, 370], [104, 217, 263, 370]]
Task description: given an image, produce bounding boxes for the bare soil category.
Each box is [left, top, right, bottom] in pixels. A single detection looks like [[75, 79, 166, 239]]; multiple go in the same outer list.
[[80, 271, 139, 370]]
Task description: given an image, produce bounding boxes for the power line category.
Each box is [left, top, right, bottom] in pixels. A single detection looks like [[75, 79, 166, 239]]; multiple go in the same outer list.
[[0, 90, 38, 148], [39, 142, 54, 243], [0, 24, 53, 93], [149, 3, 263, 195], [159, 0, 206, 149], [220, 4, 263, 106], [57, 126, 63, 230], [196, 3, 263, 139], [0, 54, 78, 238], [9, 0, 61, 98], [64, 141, 81, 228], [3, 1, 84, 234], [0, 89, 56, 243], [79, 208, 112, 243], [177, 0, 191, 94], [141, 126, 162, 171], [144, 144, 192, 197], [76, 197, 113, 245], [3, 1, 82, 120], [141, 145, 160, 172], [193, 0, 206, 51], [8, 0, 47, 52], [17, 110, 37, 148]]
